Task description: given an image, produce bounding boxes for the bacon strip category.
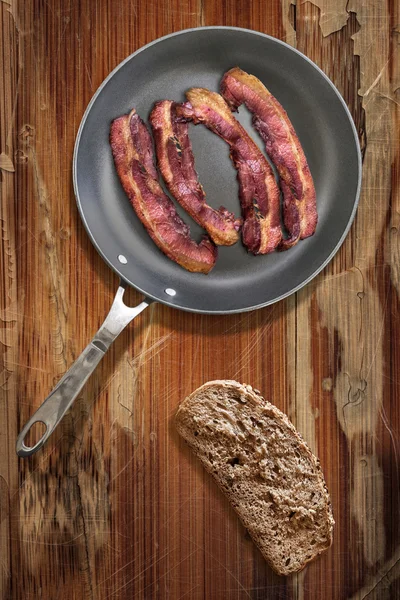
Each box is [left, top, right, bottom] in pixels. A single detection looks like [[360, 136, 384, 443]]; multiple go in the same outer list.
[[221, 67, 317, 249], [110, 109, 217, 274], [177, 89, 281, 255], [150, 101, 241, 246]]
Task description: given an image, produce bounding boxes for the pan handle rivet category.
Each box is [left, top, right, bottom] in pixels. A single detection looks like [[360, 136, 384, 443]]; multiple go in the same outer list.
[[165, 288, 176, 297], [118, 255, 128, 264]]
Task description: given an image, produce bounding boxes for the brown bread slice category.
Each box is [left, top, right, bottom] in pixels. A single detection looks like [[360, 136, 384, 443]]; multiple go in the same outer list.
[[175, 380, 334, 575]]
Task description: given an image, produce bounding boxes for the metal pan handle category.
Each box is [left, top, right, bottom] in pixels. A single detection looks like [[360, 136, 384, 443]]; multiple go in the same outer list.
[[16, 283, 153, 458]]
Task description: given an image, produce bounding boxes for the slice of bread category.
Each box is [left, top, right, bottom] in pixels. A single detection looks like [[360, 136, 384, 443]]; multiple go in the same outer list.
[[175, 380, 334, 575]]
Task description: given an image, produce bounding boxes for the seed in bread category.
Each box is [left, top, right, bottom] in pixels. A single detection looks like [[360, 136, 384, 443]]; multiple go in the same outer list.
[[175, 380, 334, 576]]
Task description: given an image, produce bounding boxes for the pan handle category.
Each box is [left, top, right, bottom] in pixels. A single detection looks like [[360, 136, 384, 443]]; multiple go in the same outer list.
[[16, 283, 153, 458]]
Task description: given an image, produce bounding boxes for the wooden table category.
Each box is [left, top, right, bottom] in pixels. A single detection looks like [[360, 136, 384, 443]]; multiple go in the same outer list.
[[1, 1, 399, 598]]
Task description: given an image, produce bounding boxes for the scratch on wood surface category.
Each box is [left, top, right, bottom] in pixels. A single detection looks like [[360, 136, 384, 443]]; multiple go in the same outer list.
[[71, 454, 95, 600], [2, 0, 24, 151], [175, 582, 201, 600], [317, 270, 383, 438], [76, 459, 111, 556], [317, 270, 386, 567], [84, 61, 93, 92], [23, 128, 69, 373], [363, 58, 390, 98], [351, 450, 385, 566], [109, 305, 172, 441], [105, 547, 180, 598], [181, 534, 252, 599], [281, 0, 296, 46], [93, 554, 138, 590], [286, 292, 317, 454], [392, 21, 400, 96], [0, 476, 10, 591], [348, 0, 391, 99], [127, 331, 173, 371], [0, 33, 18, 591], [337, 10, 400, 578], [349, 545, 400, 599], [291, 567, 307, 600], [141, 551, 198, 598], [0, 153, 15, 172], [379, 402, 400, 497], [199, 0, 205, 27], [0, 216, 19, 385], [1, 0, 21, 34], [390, 196, 400, 297], [20, 125, 68, 354], [230, 311, 277, 381], [17, 440, 110, 596], [306, 0, 349, 37]]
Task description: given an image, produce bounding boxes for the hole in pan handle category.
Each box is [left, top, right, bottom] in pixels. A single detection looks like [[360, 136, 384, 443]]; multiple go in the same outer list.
[[15, 282, 154, 458]]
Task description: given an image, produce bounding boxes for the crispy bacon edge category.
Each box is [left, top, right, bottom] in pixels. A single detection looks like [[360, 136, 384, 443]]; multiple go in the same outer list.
[[110, 109, 217, 274], [149, 100, 242, 246], [221, 67, 317, 250], [176, 89, 281, 255]]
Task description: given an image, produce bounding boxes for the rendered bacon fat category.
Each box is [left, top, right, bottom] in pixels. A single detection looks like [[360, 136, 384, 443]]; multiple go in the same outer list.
[[221, 67, 317, 249], [177, 89, 281, 254], [150, 101, 241, 246], [110, 109, 217, 273]]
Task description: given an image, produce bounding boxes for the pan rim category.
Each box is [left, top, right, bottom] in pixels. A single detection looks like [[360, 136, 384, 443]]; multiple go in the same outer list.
[[73, 25, 362, 315]]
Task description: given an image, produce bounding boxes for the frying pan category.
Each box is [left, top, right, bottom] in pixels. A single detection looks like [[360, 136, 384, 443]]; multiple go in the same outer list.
[[16, 27, 362, 457]]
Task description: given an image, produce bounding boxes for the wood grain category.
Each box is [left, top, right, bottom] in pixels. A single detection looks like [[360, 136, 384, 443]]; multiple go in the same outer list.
[[1, 0, 399, 598]]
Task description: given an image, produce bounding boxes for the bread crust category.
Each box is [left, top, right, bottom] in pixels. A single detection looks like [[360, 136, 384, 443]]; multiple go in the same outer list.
[[175, 380, 334, 576]]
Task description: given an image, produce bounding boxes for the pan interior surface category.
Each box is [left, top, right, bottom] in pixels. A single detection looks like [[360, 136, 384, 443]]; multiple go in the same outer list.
[[74, 27, 361, 314]]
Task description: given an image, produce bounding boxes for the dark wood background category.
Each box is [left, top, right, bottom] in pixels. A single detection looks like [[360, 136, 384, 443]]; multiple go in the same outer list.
[[1, 0, 399, 598]]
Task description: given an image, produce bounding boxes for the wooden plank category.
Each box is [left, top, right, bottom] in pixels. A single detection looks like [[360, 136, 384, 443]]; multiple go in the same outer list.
[[0, 0, 398, 598]]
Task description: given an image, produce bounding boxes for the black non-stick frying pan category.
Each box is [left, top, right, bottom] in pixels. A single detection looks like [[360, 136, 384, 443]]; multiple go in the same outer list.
[[16, 27, 362, 457]]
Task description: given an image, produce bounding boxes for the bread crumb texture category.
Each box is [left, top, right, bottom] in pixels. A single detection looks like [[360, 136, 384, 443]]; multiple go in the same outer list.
[[175, 380, 334, 576]]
